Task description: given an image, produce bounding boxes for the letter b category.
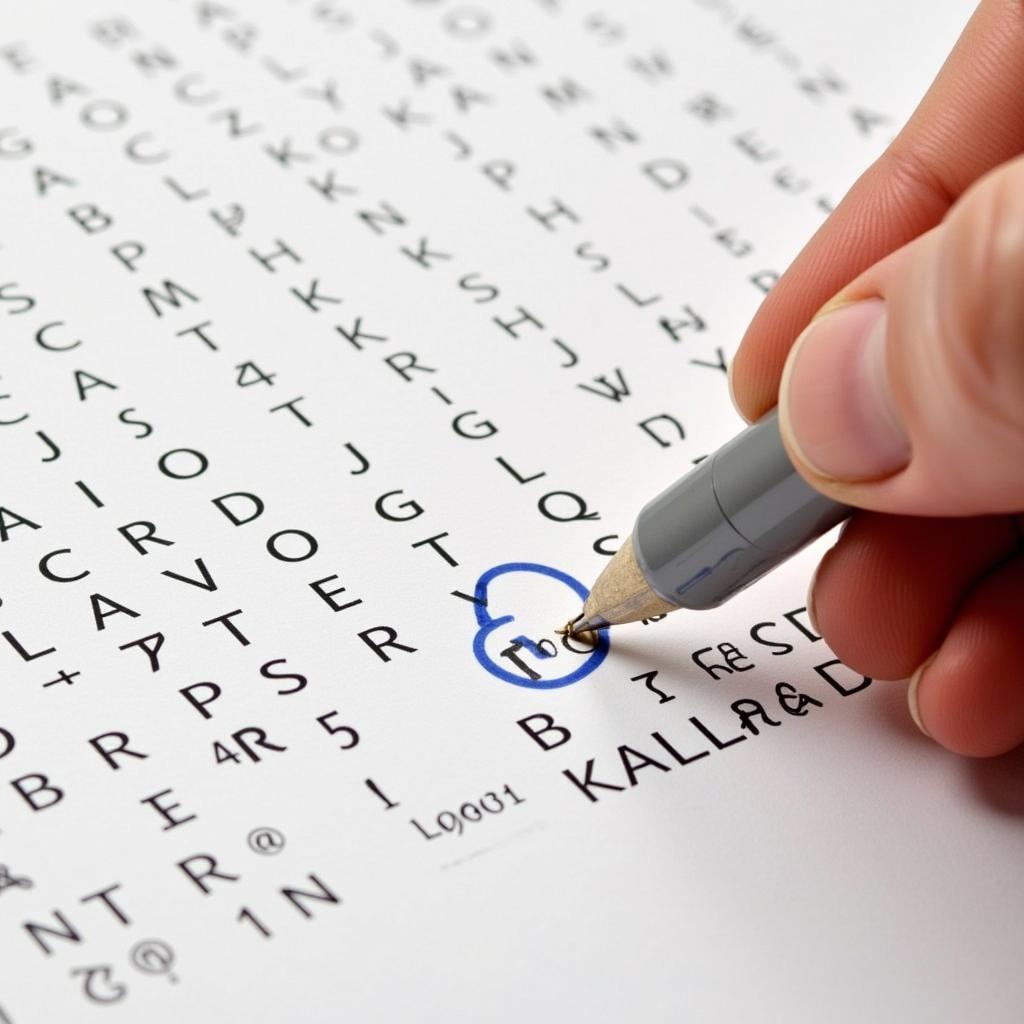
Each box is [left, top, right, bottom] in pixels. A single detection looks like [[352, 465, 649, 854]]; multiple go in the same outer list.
[[68, 203, 114, 234], [516, 713, 572, 751], [11, 772, 65, 811]]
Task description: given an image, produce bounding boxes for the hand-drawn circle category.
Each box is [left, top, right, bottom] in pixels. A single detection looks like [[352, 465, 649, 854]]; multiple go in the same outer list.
[[471, 562, 609, 689], [129, 938, 175, 976], [247, 826, 286, 855]]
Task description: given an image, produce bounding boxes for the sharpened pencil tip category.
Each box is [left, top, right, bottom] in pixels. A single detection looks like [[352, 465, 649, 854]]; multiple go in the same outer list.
[[561, 613, 609, 638], [556, 613, 584, 638]]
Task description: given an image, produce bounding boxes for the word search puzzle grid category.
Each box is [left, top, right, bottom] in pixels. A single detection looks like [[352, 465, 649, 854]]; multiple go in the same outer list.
[[1, 2, 1019, 1022]]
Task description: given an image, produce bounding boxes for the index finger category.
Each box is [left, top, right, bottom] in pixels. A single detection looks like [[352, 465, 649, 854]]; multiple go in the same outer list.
[[730, 0, 1024, 421]]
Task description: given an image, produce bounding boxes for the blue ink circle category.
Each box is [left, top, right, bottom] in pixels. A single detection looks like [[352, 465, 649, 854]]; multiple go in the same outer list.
[[471, 562, 609, 689]]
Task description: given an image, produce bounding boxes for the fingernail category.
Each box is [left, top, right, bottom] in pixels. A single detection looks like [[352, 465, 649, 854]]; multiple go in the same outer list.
[[780, 299, 910, 481], [907, 652, 938, 737]]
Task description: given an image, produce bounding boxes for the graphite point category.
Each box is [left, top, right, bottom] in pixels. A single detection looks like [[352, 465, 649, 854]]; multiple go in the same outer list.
[[557, 615, 599, 648]]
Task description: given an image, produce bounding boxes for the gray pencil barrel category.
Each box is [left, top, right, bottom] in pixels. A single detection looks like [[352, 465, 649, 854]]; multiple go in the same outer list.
[[632, 408, 849, 610]]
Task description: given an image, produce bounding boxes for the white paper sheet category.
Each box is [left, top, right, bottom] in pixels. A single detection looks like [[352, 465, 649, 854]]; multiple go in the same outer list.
[[2, 1, 1019, 1021]]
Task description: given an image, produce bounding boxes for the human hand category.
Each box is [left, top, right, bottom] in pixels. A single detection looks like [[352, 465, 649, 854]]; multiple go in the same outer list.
[[729, 0, 1024, 756]]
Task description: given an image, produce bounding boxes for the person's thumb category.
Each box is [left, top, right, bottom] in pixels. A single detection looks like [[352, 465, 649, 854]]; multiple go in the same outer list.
[[777, 155, 1024, 517]]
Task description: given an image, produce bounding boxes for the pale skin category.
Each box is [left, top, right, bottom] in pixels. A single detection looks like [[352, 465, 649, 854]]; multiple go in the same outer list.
[[729, 0, 1024, 756]]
